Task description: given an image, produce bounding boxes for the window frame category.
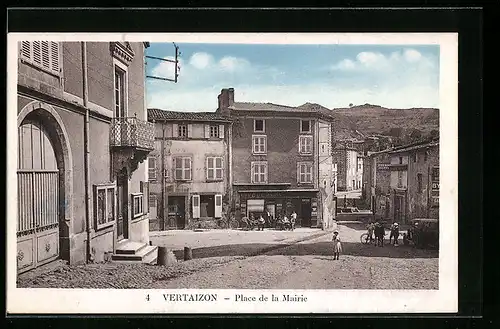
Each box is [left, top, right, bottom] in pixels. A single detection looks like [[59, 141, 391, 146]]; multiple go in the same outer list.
[[209, 125, 220, 138], [178, 124, 188, 138], [174, 156, 192, 181], [252, 135, 267, 155], [19, 41, 62, 77], [131, 193, 144, 219], [300, 120, 311, 133], [254, 119, 265, 133], [206, 156, 224, 181], [298, 161, 314, 184], [251, 161, 268, 184], [93, 183, 116, 231], [299, 135, 313, 155]]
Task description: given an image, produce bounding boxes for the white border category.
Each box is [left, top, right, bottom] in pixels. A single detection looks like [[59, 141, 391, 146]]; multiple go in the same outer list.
[[7, 33, 458, 314]]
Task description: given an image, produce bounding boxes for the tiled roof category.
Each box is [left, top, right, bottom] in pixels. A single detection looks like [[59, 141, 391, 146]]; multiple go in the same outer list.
[[229, 101, 334, 118], [389, 140, 439, 154], [148, 108, 231, 123]]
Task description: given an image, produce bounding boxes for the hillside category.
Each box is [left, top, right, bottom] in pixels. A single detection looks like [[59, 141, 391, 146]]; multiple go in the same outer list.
[[299, 103, 439, 141]]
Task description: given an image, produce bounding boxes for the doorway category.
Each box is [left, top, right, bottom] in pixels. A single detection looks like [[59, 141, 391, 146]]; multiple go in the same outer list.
[[168, 196, 186, 229], [394, 195, 404, 223], [200, 195, 215, 218], [116, 169, 128, 241], [300, 198, 312, 227]]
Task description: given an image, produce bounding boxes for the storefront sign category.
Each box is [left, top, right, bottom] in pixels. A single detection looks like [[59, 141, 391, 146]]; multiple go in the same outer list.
[[377, 163, 390, 170], [432, 182, 439, 190]]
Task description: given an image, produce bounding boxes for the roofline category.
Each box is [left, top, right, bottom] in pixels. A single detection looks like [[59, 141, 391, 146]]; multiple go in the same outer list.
[[388, 141, 439, 154]]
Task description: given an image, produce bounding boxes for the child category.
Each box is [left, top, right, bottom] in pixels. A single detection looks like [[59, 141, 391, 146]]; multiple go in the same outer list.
[[366, 222, 375, 243], [332, 230, 342, 260]]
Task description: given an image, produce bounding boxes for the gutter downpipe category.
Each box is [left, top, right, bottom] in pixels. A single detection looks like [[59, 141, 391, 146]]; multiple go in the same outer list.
[[82, 42, 92, 263]]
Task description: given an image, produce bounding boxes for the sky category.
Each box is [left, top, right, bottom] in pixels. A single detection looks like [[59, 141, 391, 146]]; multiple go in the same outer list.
[[145, 43, 440, 112]]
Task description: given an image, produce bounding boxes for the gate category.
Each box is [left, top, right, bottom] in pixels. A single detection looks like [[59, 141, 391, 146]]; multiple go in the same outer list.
[[17, 170, 59, 273]]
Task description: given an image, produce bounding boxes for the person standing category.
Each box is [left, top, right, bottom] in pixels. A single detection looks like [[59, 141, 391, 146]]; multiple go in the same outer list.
[[290, 211, 297, 230], [390, 222, 400, 246], [375, 221, 385, 247], [332, 230, 342, 260]]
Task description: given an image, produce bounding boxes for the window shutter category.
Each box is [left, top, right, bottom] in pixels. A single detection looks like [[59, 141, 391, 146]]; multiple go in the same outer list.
[[172, 123, 178, 137], [32, 41, 42, 66], [204, 124, 210, 138], [251, 162, 256, 183], [214, 194, 223, 218], [219, 124, 225, 139], [50, 42, 60, 73], [192, 195, 200, 219], [20, 41, 31, 60], [187, 124, 193, 138], [41, 41, 50, 70]]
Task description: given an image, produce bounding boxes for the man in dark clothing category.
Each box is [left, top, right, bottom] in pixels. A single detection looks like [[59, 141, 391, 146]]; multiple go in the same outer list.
[[374, 221, 385, 247]]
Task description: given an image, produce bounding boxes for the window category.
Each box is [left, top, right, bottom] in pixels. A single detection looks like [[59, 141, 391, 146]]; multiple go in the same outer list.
[[19, 41, 60, 75], [399, 157, 403, 164], [412, 153, 417, 163], [254, 119, 265, 132], [93, 184, 116, 230], [397, 171, 403, 188], [299, 135, 313, 154], [132, 193, 144, 218], [148, 157, 157, 181], [252, 135, 267, 154], [174, 157, 192, 181], [301, 120, 311, 133], [207, 156, 224, 181], [178, 124, 187, 138], [140, 181, 150, 214], [210, 125, 219, 138], [149, 194, 157, 208], [417, 173, 423, 193], [251, 161, 268, 184], [114, 66, 126, 117], [297, 162, 313, 184]]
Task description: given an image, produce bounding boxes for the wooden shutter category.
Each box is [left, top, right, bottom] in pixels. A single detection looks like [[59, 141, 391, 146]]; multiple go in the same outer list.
[[219, 125, 225, 139], [204, 124, 210, 138], [20, 41, 31, 60], [172, 123, 178, 137], [148, 157, 156, 180], [50, 42, 60, 73], [187, 124, 193, 138], [41, 41, 50, 70], [251, 162, 256, 183], [32, 41, 42, 66], [214, 194, 223, 218], [297, 162, 300, 183], [192, 195, 200, 219]]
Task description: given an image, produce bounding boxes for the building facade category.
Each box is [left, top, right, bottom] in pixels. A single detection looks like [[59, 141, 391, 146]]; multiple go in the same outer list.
[[387, 140, 440, 223], [332, 140, 362, 191], [147, 109, 232, 230], [363, 149, 392, 220], [217, 88, 335, 228], [16, 41, 155, 273]]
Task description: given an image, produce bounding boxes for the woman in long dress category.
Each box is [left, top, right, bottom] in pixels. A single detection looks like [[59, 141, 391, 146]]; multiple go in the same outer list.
[[332, 230, 342, 260]]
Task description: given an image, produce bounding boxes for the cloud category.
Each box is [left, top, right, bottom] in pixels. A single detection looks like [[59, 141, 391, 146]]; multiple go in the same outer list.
[[218, 56, 250, 72], [189, 52, 214, 69]]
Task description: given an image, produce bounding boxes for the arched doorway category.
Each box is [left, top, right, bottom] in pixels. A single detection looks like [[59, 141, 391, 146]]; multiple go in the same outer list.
[[17, 102, 73, 273]]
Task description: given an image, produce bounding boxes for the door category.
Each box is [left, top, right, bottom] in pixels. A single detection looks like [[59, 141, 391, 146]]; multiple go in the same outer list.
[[17, 122, 60, 273], [116, 171, 128, 241], [214, 195, 223, 218], [394, 195, 403, 223], [301, 198, 312, 227]]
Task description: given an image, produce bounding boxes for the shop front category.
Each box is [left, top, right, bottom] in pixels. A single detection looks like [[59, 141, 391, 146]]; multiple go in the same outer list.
[[236, 189, 320, 228]]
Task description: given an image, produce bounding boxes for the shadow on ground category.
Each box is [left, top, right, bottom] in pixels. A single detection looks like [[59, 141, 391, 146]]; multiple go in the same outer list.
[[173, 241, 438, 260]]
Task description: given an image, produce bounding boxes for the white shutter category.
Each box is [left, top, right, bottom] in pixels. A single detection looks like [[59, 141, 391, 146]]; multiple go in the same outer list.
[[50, 42, 60, 73], [172, 123, 178, 137], [20, 41, 31, 60], [187, 124, 193, 138], [192, 195, 200, 219], [214, 195, 223, 218], [219, 124, 225, 139], [204, 124, 210, 138], [41, 41, 50, 70], [297, 162, 300, 183]]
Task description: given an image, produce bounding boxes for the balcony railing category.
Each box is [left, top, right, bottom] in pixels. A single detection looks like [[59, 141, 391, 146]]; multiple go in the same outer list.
[[110, 117, 155, 150]]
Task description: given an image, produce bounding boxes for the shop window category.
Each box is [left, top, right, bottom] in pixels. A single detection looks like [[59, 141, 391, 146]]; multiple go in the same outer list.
[[93, 184, 116, 230]]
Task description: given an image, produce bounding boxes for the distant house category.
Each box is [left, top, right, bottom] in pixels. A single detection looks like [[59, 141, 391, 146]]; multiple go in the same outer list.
[[363, 149, 393, 220], [217, 88, 336, 229], [332, 139, 363, 192], [147, 109, 232, 230], [17, 41, 155, 273]]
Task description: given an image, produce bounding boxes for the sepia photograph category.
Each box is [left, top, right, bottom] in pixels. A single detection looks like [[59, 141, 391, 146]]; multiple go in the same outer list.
[[7, 32, 458, 314]]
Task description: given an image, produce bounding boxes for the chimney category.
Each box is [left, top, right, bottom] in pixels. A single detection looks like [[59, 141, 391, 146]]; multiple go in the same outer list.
[[218, 88, 235, 110]]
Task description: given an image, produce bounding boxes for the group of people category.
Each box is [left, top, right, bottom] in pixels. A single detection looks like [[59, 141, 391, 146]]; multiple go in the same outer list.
[[251, 210, 298, 231], [366, 220, 401, 247]]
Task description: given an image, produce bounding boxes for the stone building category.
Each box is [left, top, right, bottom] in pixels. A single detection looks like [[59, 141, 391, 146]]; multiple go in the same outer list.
[[217, 88, 336, 229], [363, 149, 392, 220], [332, 139, 362, 191], [146, 109, 232, 230], [387, 140, 440, 223], [16, 41, 155, 273]]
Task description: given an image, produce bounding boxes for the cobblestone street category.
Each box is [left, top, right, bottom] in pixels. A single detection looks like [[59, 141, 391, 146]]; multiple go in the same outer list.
[[17, 224, 438, 289]]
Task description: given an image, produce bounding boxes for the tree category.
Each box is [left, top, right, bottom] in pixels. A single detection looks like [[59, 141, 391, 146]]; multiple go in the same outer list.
[[349, 103, 353, 107]]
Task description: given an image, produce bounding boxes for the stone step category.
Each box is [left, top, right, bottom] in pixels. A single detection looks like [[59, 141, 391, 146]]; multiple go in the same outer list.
[[112, 245, 158, 262], [115, 240, 148, 255]]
